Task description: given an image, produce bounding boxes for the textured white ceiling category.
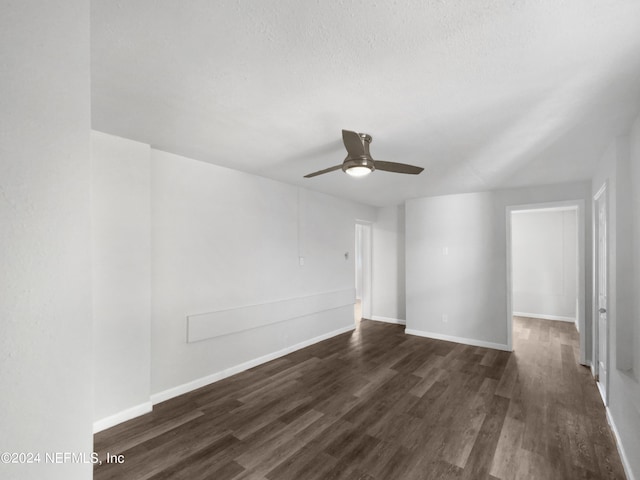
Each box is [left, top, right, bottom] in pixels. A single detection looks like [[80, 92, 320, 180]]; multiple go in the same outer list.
[[91, 0, 640, 207]]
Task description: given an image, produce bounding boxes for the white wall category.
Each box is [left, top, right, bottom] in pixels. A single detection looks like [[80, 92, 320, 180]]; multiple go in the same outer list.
[[406, 192, 507, 348], [151, 149, 375, 398], [87, 134, 375, 423], [0, 3, 93, 479], [371, 205, 406, 323], [593, 128, 640, 480], [512, 209, 577, 320], [405, 182, 591, 352], [91, 132, 152, 429]]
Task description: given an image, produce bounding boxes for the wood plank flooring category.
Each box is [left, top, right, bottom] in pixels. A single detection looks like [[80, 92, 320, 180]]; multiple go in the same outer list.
[[94, 316, 626, 479]]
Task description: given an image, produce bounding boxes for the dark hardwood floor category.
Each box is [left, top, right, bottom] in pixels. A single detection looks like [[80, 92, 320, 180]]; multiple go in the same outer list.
[[94, 316, 626, 479]]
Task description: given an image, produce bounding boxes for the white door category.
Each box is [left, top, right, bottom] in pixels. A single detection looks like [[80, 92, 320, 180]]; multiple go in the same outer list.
[[595, 187, 608, 404]]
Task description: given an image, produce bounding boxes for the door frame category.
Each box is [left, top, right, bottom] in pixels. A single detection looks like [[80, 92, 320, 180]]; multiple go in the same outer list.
[[505, 200, 586, 364], [355, 220, 373, 321], [593, 182, 609, 405]]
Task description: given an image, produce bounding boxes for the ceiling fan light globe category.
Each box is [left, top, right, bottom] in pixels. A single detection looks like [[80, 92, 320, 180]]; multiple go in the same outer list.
[[345, 166, 372, 177]]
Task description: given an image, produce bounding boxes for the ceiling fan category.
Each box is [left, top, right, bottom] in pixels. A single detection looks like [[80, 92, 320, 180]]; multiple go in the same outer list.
[[304, 129, 424, 178]]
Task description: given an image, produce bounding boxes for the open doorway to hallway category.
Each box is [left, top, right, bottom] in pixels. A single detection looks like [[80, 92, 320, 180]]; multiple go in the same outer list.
[[506, 201, 586, 365], [355, 222, 372, 325]]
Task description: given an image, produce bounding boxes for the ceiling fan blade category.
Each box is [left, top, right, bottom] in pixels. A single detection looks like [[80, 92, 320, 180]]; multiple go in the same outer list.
[[374, 161, 424, 175], [342, 130, 366, 156], [304, 164, 343, 178]]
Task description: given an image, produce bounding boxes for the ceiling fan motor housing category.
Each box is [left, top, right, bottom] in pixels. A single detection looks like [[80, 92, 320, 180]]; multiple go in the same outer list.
[[342, 156, 375, 173], [342, 132, 374, 173]]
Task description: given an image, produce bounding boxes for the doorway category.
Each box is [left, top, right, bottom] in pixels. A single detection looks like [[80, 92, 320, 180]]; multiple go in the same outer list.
[[355, 221, 372, 323], [593, 184, 609, 405], [506, 201, 586, 364]]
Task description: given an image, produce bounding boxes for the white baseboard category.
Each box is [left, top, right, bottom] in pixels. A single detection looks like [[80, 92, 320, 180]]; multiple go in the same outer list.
[[405, 328, 510, 352], [513, 312, 576, 322], [370, 315, 406, 325], [93, 401, 153, 434], [151, 325, 355, 405], [93, 326, 355, 431], [606, 407, 637, 480]]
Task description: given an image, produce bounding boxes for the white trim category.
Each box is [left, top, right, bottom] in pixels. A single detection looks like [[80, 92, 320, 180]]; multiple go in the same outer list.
[[593, 183, 610, 404], [404, 328, 510, 352], [370, 315, 406, 325], [576, 200, 586, 365], [151, 325, 355, 405], [93, 325, 356, 431], [506, 207, 514, 352], [606, 407, 637, 480], [597, 382, 607, 406], [511, 205, 578, 214], [594, 182, 608, 204], [187, 289, 354, 343], [93, 401, 153, 433], [512, 312, 576, 323]]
